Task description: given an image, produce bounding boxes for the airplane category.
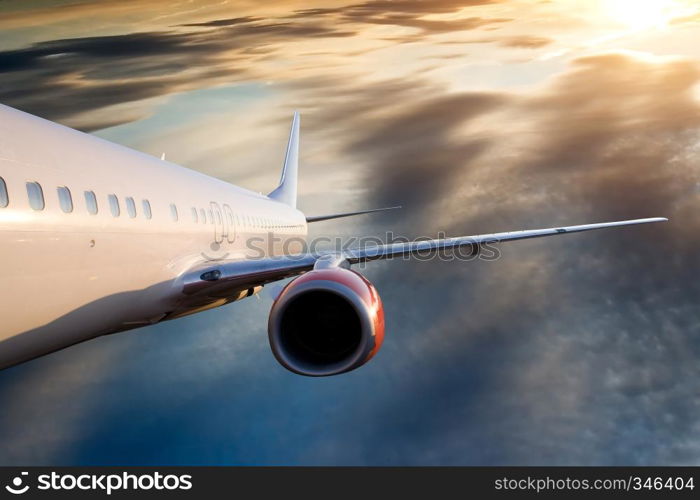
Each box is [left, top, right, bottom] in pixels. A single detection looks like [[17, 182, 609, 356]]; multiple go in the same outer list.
[[0, 104, 667, 376]]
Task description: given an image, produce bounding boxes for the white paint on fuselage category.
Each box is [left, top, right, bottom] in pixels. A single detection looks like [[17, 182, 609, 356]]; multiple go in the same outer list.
[[0, 104, 306, 367]]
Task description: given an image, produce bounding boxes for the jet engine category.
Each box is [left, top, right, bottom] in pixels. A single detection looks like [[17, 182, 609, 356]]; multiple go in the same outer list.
[[268, 267, 384, 376]]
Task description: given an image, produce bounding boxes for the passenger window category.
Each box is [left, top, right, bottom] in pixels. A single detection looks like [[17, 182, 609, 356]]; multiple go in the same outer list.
[[142, 199, 152, 219], [125, 197, 136, 218], [208, 209, 213, 224], [0, 177, 8, 208], [107, 194, 120, 217], [57, 186, 73, 213], [199, 208, 206, 223], [85, 191, 98, 214], [170, 203, 178, 221], [215, 211, 221, 224], [191, 207, 198, 223], [26, 182, 45, 211]]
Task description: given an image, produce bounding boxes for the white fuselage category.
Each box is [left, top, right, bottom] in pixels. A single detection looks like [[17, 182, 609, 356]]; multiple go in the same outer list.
[[0, 105, 306, 368]]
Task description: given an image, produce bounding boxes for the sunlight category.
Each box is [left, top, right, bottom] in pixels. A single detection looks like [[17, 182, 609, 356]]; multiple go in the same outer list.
[[603, 0, 681, 30]]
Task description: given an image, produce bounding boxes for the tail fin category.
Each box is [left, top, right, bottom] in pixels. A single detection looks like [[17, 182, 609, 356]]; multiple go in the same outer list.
[[268, 111, 300, 208]]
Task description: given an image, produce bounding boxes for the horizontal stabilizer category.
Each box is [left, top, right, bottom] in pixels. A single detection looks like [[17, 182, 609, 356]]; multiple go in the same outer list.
[[306, 206, 401, 223]]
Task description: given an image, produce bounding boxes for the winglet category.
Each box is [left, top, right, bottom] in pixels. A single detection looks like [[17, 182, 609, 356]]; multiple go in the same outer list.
[[268, 111, 300, 208]]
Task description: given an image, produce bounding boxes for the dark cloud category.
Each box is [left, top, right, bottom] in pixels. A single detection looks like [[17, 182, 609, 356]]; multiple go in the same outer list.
[[287, 0, 509, 39], [336, 52, 699, 230], [0, 0, 510, 130], [0, 17, 354, 128], [290, 0, 501, 19], [317, 52, 700, 464], [181, 16, 262, 27], [345, 92, 508, 207]]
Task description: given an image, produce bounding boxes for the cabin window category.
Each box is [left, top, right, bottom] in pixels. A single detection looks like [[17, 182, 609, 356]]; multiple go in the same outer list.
[[108, 194, 120, 217], [170, 203, 178, 221], [191, 207, 198, 223], [142, 199, 152, 219], [215, 211, 221, 225], [57, 186, 73, 213], [85, 191, 98, 214], [125, 197, 137, 218], [199, 208, 206, 223], [0, 177, 8, 208], [208, 209, 213, 224], [26, 182, 45, 211]]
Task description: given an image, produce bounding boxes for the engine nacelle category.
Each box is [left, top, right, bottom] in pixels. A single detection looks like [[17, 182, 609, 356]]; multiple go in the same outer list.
[[268, 268, 384, 376]]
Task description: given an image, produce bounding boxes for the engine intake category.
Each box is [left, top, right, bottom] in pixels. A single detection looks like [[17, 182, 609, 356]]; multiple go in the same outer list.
[[268, 268, 384, 376]]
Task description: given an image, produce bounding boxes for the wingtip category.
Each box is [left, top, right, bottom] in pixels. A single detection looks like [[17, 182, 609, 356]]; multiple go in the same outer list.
[[630, 217, 668, 223]]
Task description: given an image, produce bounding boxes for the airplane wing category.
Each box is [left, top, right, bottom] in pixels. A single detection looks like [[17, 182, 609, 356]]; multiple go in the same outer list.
[[178, 217, 667, 306]]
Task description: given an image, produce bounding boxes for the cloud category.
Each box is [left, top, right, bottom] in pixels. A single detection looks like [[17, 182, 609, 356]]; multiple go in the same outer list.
[[671, 11, 700, 25], [318, 51, 700, 464], [180, 16, 263, 27], [0, 0, 171, 30], [216, 50, 699, 464], [0, 1, 512, 131], [345, 92, 508, 208], [498, 34, 553, 48], [1, 1, 700, 467], [285, 0, 511, 42]]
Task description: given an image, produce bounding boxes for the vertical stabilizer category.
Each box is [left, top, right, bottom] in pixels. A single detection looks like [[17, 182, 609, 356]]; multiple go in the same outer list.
[[268, 112, 300, 208]]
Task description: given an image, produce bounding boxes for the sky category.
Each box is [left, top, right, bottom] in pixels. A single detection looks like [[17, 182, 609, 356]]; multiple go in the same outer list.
[[1, 0, 700, 465]]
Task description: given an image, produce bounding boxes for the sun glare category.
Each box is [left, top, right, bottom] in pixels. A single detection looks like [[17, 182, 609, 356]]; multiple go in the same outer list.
[[604, 0, 680, 30]]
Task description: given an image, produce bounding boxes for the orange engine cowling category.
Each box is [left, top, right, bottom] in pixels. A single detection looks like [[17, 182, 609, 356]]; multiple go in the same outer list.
[[268, 267, 385, 376]]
